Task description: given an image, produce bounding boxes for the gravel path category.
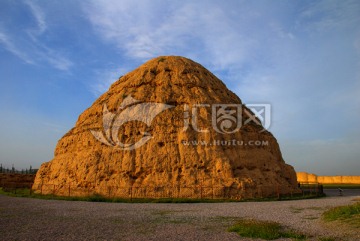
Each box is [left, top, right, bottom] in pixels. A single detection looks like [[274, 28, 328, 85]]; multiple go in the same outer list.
[[0, 194, 359, 241]]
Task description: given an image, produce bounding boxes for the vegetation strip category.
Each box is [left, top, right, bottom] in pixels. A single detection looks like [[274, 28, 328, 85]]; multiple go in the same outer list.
[[322, 201, 360, 228], [0, 188, 325, 203], [228, 219, 307, 240]]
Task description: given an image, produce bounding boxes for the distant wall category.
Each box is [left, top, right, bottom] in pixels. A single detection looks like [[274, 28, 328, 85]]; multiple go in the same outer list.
[[0, 173, 35, 188], [297, 172, 360, 184]]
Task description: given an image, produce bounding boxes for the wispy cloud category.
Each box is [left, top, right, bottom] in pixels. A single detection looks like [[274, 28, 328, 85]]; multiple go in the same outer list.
[[82, 0, 308, 84], [0, 1, 73, 71], [24, 0, 47, 36], [299, 0, 360, 33], [90, 67, 128, 97], [0, 30, 35, 64], [82, 1, 263, 70], [36, 44, 73, 71]]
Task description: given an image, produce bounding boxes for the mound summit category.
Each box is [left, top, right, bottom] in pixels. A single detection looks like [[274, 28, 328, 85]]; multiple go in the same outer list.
[[33, 56, 300, 198]]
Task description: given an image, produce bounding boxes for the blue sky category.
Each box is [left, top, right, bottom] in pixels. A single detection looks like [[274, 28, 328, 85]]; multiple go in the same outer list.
[[0, 0, 359, 175]]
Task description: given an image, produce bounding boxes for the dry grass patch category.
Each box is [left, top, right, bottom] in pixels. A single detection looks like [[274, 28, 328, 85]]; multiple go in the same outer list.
[[228, 219, 307, 240], [322, 202, 360, 228]]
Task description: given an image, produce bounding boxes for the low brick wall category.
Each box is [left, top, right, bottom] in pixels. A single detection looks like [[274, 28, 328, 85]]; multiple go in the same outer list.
[[0, 173, 36, 189]]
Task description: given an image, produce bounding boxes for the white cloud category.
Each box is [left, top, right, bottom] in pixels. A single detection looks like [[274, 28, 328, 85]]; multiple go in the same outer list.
[[83, 1, 190, 57], [0, 31, 35, 64], [82, 1, 265, 70], [0, 2, 73, 71], [36, 45, 73, 71], [90, 67, 129, 97], [24, 0, 47, 36]]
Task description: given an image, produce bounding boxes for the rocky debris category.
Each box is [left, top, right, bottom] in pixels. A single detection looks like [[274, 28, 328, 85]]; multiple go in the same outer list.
[[33, 56, 300, 198]]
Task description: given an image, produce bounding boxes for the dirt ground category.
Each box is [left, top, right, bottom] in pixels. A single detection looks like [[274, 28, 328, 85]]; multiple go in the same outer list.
[[0, 194, 359, 241]]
